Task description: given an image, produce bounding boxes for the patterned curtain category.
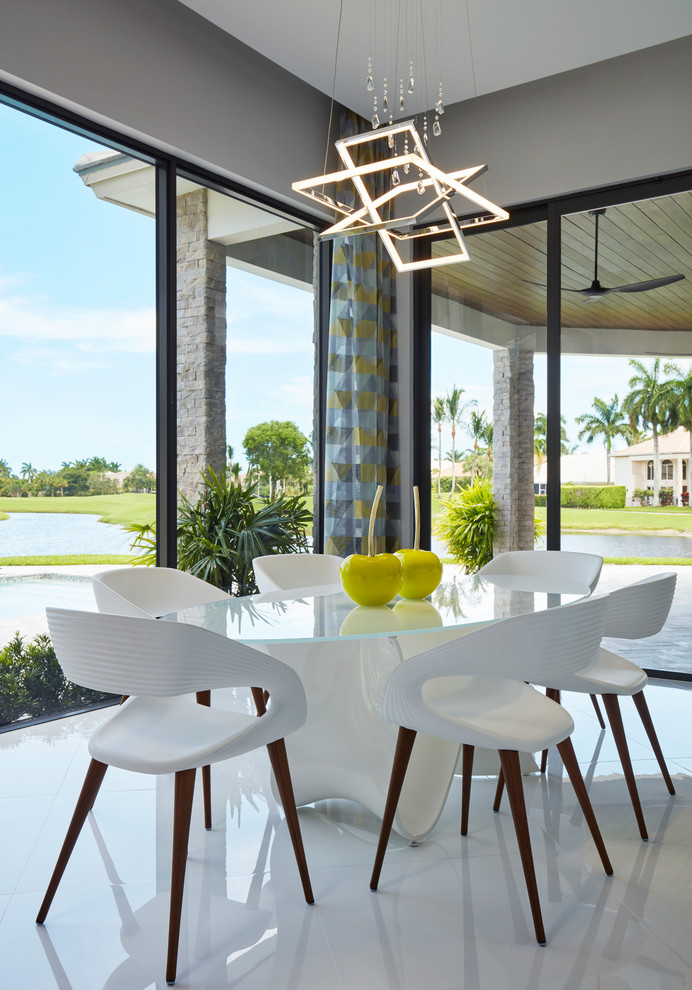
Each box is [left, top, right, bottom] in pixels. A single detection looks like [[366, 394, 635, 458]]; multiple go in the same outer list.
[[323, 110, 400, 557]]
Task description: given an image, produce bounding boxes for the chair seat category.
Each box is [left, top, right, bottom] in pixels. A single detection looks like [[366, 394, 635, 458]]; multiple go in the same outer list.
[[423, 677, 575, 751], [89, 697, 261, 775], [557, 647, 648, 696]]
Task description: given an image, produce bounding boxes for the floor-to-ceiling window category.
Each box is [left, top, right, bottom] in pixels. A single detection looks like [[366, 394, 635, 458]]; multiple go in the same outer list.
[[559, 191, 692, 675], [0, 100, 157, 726], [430, 218, 547, 568]]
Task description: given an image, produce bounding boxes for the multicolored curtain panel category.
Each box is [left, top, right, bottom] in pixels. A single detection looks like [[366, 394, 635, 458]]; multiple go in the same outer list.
[[323, 111, 401, 557]]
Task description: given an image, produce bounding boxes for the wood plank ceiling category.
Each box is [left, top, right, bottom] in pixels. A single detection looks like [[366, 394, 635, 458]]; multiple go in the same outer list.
[[431, 191, 692, 332]]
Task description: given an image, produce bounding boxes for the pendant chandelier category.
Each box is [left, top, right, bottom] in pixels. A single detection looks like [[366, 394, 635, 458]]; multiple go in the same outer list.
[[292, 0, 509, 273]]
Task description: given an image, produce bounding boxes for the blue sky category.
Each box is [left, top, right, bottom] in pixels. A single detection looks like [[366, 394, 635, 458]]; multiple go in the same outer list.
[[0, 102, 314, 475], [0, 100, 676, 479]]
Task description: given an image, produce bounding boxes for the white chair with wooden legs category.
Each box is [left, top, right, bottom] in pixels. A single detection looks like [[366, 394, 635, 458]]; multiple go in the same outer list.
[[370, 595, 613, 946], [252, 553, 343, 595], [38, 608, 314, 987], [533, 572, 678, 842], [93, 566, 231, 830], [479, 549, 608, 732]]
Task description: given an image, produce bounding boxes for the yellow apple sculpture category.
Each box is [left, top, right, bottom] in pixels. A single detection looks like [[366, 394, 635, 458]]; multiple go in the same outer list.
[[395, 486, 443, 600], [340, 485, 403, 606]]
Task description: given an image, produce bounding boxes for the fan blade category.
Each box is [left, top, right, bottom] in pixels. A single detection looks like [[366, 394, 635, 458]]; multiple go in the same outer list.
[[608, 273, 685, 294]]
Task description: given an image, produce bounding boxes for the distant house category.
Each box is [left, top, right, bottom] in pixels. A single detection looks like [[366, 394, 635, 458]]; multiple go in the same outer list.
[[612, 427, 690, 504], [534, 450, 608, 494]]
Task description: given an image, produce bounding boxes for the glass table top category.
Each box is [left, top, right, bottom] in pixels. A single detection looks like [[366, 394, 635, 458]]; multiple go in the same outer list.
[[163, 574, 585, 644]]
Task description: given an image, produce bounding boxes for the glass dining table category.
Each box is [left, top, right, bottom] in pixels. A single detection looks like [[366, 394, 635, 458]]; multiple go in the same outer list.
[[163, 573, 584, 841]]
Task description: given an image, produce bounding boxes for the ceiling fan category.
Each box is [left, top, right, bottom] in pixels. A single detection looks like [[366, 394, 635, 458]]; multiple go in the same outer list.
[[526, 208, 686, 299]]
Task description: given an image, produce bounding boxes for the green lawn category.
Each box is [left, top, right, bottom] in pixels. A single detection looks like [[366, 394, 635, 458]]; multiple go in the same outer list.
[[0, 494, 156, 527], [537, 506, 692, 534]]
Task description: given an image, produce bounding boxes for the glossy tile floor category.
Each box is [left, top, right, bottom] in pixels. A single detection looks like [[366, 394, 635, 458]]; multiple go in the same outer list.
[[1, 681, 691, 989]]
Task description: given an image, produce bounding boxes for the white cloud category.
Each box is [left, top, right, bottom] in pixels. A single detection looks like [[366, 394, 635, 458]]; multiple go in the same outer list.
[[0, 292, 155, 354]]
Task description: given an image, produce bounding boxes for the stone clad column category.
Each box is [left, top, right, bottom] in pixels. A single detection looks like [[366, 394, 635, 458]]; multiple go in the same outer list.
[[492, 346, 535, 554], [176, 188, 227, 503]]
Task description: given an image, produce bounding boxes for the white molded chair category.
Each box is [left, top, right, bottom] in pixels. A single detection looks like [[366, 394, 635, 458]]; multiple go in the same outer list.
[[38, 608, 313, 986], [252, 553, 343, 595], [93, 566, 230, 619], [479, 549, 604, 594], [370, 595, 613, 946], [93, 566, 231, 828], [479, 549, 607, 729], [536, 572, 677, 841]]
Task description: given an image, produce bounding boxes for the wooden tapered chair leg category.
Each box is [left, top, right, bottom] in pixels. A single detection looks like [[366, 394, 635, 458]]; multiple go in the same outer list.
[[498, 749, 546, 945], [196, 691, 213, 830], [266, 738, 314, 905], [556, 737, 613, 876], [370, 727, 417, 891], [632, 690, 676, 795], [460, 745, 474, 835], [166, 768, 196, 986], [590, 693, 606, 729], [601, 693, 648, 841], [36, 759, 108, 924], [492, 769, 505, 813], [540, 689, 561, 774]]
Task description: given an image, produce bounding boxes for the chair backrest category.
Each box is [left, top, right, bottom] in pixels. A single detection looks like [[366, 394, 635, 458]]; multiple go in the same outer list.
[[479, 550, 603, 593], [380, 595, 609, 729], [252, 553, 343, 594], [603, 571, 677, 640], [46, 607, 306, 740], [93, 567, 229, 619]]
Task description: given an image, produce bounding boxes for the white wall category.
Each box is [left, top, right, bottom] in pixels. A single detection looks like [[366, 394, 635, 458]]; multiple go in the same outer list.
[[433, 36, 692, 209], [2, 3, 690, 215], [0, 0, 335, 214]]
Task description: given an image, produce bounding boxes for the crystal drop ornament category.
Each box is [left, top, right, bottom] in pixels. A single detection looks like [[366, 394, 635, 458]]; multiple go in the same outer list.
[[371, 110, 380, 129], [435, 98, 445, 115], [408, 76, 415, 94], [392, 169, 401, 186], [388, 132, 395, 149], [383, 95, 388, 113], [417, 179, 426, 195], [366, 75, 374, 92], [433, 118, 442, 137], [399, 95, 405, 112]]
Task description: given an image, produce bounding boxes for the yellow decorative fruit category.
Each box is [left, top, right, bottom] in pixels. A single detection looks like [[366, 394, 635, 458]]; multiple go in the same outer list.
[[395, 548, 442, 600], [340, 552, 403, 606]]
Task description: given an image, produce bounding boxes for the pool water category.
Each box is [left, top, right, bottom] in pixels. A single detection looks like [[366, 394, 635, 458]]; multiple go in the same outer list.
[[0, 576, 97, 620]]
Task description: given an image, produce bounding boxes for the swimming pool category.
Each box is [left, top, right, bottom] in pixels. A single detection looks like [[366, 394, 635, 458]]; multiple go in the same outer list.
[[0, 575, 97, 620]]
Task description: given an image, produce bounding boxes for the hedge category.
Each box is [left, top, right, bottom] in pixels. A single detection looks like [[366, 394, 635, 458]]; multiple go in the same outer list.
[[534, 486, 626, 509]]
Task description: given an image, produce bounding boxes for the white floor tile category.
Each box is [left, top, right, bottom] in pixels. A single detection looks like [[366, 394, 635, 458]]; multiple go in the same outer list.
[[2, 688, 692, 988]]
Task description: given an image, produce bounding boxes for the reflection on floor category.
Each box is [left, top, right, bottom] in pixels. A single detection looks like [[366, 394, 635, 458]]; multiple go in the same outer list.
[[1, 680, 691, 989]]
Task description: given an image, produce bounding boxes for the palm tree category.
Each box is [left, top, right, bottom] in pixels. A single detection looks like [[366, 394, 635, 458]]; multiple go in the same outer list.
[[467, 409, 488, 480], [0, 458, 11, 478], [20, 462, 36, 482], [534, 413, 571, 470], [663, 362, 692, 492], [445, 387, 476, 493], [576, 395, 631, 485], [432, 397, 446, 497], [622, 359, 676, 504]]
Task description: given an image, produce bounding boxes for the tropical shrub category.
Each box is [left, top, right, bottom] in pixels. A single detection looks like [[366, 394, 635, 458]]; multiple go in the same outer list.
[[435, 478, 496, 573], [0, 633, 116, 726], [659, 487, 674, 506], [632, 488, 652, 506], [128, 466, 312, 595], [534, 494, 546, 507]]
